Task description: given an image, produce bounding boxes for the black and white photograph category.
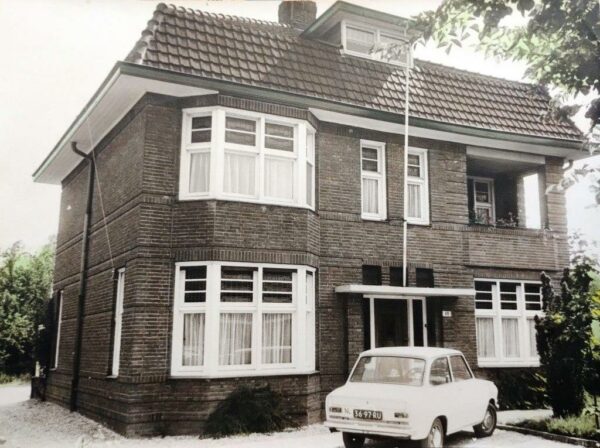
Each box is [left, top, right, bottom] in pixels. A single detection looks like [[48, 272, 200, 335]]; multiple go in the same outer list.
[[0, 0, 599, 447]]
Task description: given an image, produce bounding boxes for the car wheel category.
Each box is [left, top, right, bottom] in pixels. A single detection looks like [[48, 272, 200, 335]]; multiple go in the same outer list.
[[419, 418, 445, 448], [342, 432, 365, 448], [473, 404, 497, 438]]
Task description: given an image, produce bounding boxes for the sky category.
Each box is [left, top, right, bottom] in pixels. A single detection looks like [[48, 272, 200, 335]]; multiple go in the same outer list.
[[0, 0, 598, 255]]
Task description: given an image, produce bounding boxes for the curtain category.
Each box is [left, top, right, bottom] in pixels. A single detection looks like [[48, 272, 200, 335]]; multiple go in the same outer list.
[[476, 318, 495, 358], [362, 178, 379, 214], [528, 319, 538, 357], [408, 182, 421, 218], [502, 318, 520, 358], [219, 313, 252, 365], [262, 313, 292, 364], [264, 157, 294, 200], [189, 152, 210, 193], [224, 152, 256, 196], [182, 313, 205, 366]]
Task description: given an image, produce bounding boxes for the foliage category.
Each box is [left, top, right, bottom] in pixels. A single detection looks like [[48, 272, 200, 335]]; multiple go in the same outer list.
[[487, 369, 547, 410], [204, 385, 295, 437], [536, 255, 596, 417], [417, 0, 600, 202], [516, 414, 600, 441], [0, 372, 30, 385], [0, 241, 54, 374]]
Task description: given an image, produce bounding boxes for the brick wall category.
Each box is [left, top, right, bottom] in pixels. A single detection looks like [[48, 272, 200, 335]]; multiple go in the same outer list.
[[46, 92, 569, 436]]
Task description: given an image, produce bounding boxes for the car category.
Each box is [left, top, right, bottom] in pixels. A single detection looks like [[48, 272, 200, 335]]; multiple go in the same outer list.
[[324, 347, 498, 448]]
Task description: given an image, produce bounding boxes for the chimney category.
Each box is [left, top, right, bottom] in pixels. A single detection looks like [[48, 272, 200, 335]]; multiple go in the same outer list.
[[278, 1, 317, 30]]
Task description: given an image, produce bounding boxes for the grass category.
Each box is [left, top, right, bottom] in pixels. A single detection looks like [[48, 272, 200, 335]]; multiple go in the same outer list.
[[0, 372, 30, 385], [516, 414, 600, 442]]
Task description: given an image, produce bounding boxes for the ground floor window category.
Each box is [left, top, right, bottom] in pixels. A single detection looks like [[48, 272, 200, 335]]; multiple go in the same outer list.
[[474, 279, 542, 367], [171, 262, 316, 377]]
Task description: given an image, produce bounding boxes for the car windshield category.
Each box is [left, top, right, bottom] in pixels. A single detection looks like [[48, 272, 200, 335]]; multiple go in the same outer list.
[[350, 356, 425, 386]]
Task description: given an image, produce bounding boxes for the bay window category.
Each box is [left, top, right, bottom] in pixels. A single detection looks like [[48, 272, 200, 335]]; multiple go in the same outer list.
[[474, 279, 542, 367], [180, 107, 315, 209], [406, 147, 429, 225], [171, 262, 316, 377], [360, 140, 386, 220]]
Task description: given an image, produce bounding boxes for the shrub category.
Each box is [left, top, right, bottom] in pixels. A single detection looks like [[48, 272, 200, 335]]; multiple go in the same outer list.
[[204, 385, 295, 437], [517, 414, 600, 442], [487, 369, 547, 410]]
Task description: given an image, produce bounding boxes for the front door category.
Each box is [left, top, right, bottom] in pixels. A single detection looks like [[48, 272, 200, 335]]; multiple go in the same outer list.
[[370, 297, 427, 349]]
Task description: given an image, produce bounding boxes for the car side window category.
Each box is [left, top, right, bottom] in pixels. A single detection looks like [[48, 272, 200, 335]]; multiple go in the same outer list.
[[430, 357, 451, 386], [449, 355, 472, 381]]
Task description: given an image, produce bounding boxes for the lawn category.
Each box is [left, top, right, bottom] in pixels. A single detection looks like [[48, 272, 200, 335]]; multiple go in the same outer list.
[[516, 414, 600, 442]]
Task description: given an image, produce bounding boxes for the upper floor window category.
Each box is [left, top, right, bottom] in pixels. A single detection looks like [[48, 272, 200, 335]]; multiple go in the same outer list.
[[406, 147, 429, 225], [180, 107, 315, 209], [171, 262, 316, 377], [474, 279, 542, 367], [360, 140, 386, 220], [342, 22, 410, 66]]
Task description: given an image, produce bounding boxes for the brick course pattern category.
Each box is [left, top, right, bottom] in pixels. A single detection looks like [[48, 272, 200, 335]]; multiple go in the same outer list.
[[46, 92, 569, 436]]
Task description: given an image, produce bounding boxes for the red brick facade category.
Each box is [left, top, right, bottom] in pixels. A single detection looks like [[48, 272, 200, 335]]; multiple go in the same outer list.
[[46, 93, 569, 435]]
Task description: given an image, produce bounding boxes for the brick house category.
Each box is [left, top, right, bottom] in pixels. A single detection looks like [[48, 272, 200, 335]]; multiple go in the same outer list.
[[34, 0, 584, 436]]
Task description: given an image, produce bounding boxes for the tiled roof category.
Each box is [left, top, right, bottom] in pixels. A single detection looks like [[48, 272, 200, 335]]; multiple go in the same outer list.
[[125, 3, 582, 142]]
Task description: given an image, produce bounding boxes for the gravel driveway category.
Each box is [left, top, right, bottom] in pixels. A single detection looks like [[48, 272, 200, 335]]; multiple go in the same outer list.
[[0, 384, 567, 448]]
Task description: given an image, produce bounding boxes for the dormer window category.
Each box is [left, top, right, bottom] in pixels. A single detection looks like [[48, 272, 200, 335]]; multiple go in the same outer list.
[[342, 22, 410, 66]]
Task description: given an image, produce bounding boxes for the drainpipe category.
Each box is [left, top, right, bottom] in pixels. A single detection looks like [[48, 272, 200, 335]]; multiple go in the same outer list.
[[70, 142, 94, 412], [402, 44, 413, 287]]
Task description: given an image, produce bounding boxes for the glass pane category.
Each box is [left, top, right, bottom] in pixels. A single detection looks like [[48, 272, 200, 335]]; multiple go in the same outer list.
[[192, 116, 211, 130], [225, 117, 257, 146], [350, 356, 425, 386], [221, 267, 254, 302], [306, 162, 314, 207], [191, 129, 211, 143], [182, 313, 204, 366], [475, 182, 490, 203], [430, 357, 451, 385], [225, 130, 256, 146], [226, 116, 256, 132], [362, 178, 379, 214], [476, 318, 495, 358], [346, 26, 375, 54], [189, 152, 210, 193], [413, 300, 424, 347], [184, 266, 206, 280], [265, 122, 293, 138], [407, 183, 421, 218], [185, 281, 206, 292], [500, 283, 517, 292], [362, 147, 378, 160], [223, 152, 256, 196], [264, 157, 294, 200], [525, 284, 541, 294], [475, 281, 494, 292], [450, 355, 472, 381], [362, 159, 378, 172], [408, 166, 420, 177], [263, 268, 293, 303], [262, 313, 292, 364], [528, 319, 538, 357], [407, 154, 420, 166], [265, 136, 294, 152], [184, 292, 206, 303], [219, 313, 252, 365], [502, 318, 520, 358]]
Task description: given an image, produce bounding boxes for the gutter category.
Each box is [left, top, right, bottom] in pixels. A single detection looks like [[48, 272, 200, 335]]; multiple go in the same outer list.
[[69, 142, 94, 412]]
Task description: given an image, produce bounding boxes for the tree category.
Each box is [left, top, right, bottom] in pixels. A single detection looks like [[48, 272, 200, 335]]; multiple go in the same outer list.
[[0, 241, 54, 374], [416, 0, 600, 199]]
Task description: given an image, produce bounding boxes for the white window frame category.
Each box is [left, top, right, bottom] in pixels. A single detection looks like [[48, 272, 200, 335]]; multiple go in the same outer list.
[[474, 278, 543, 368], [171, 261, 317, 378], [360, 140, 387, 221], [406, 147, 430, 225], [52, 290, 63, 370], [110, 268, 125, 377], [340, 20, 411, 67], [179, 107, 315, 210], [469, 176, 496, 225]]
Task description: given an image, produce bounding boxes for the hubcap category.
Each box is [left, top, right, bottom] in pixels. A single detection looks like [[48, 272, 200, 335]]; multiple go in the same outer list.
[[429, 424, 443, 447], [482, 409, 494, 431]]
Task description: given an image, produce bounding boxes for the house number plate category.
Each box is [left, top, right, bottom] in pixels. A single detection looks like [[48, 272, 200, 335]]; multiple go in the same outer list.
[[353, 409, 383, 420]]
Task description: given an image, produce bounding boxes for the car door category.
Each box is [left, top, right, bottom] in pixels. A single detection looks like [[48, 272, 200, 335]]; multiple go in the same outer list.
[[448, 355, 480, 427], [429, 356, 463, 433]]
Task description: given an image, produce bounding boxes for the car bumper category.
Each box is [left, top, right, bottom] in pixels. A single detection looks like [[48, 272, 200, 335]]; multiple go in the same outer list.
[[324, 419, 413, 439]]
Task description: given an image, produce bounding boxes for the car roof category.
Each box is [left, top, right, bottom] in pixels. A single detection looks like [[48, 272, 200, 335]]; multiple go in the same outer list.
[[359, 347, 462, 360]]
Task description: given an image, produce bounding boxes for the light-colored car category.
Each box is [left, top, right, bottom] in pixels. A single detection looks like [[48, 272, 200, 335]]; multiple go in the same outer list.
[[325, 347, 498, 448]]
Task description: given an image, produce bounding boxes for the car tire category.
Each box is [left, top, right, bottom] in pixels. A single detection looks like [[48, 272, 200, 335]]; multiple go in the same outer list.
[[419, 418, 445, 448], [473, 404, 497, 438], [342, 432, 365, 448]]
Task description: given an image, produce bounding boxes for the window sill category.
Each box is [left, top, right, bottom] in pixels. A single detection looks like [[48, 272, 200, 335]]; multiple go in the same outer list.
[[406, 219, 430, 226], [178, 194, 315, 212], [478, 361, 540, 368], [106, 375, 118, 379], [170, 369, 318, 379], [361, 215, 387, 222]]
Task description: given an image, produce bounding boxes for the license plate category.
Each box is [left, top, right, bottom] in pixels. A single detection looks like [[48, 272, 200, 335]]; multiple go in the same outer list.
[[353, 409, 382, 420]]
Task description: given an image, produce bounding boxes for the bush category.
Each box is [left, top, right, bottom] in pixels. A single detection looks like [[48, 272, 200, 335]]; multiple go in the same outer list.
[[517, 414, 600, 442], [0, 372, 29, 385], [204, 385, 295, 437], [488, 369, 548, 410]]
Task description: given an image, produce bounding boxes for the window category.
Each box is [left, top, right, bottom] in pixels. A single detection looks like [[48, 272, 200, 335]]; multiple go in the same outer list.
[[52, 290, 63, 369], [468, 177, 495, 225], [110, 268, 125, 376], [449, 355, 472, 381], [180, 107, 315, 209], [406, 147, 429, 224], [172, 262, 316, 377], [342, 22, 410, 66], [430, 357, 451, 385], [474, 279, 543, 367], [361, 140, 386, 220], [350, 356, 425, 386]]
